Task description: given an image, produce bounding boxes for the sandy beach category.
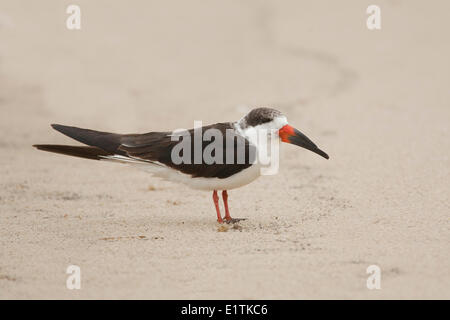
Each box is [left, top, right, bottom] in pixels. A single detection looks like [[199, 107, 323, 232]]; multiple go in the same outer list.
[[0, 0, 449, 299]]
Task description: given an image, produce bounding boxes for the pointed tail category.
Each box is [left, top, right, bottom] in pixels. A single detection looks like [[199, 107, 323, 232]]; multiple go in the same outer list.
[[50, 124, 123, 153]]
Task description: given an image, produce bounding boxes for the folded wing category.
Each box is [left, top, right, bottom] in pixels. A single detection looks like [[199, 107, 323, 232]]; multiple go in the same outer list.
[[34, 123, 255, 179]]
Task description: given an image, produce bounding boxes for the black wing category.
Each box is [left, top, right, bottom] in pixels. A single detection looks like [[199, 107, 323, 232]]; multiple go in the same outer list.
[[34, 123, 255, 179]]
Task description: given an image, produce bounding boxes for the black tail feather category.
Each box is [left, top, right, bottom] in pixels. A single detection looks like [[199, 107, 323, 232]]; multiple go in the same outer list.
[[33, 144, 112, 160]]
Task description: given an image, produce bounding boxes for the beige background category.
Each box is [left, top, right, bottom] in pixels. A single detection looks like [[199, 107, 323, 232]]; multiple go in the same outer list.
[[0, 0, 449, 299]]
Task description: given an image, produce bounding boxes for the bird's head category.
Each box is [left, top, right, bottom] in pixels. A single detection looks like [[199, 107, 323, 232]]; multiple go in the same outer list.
[[238, 107, 329, 159]]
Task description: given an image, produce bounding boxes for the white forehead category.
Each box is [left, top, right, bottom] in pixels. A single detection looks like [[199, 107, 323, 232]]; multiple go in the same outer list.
[[237, 115, 288, 144], [257, 115, 288, 130]]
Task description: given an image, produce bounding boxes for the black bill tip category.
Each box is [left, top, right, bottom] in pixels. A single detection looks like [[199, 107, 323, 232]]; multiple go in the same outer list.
[[288, 128, 330, 160], [314, 148, 329, 160]]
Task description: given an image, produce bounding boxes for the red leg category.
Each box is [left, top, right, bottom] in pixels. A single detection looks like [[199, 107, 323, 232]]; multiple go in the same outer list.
[[222, 190, 246, 223], [213, 190, 223, 223], [222, 190, 232, 222]]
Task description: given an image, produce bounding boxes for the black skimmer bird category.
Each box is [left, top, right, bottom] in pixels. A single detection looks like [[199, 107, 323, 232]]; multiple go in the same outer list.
[[34, 107, 329, 223]]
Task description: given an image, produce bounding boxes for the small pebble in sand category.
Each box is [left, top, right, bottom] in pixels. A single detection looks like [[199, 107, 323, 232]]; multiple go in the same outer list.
[[217, 225, 228, 232]]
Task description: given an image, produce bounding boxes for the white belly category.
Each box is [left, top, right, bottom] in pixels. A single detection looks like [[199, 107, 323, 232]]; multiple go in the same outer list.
[[180, 164, 262, 190], [133, 161, 262, 191], [103, 156, 262, 191]]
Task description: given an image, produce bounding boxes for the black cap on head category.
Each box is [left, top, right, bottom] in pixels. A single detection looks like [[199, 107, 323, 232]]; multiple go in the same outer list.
[[240, 107, 283, 128]]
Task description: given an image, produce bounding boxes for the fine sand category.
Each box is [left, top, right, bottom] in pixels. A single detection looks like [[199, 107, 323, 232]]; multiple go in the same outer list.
[[0, 0, 449, 299]]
